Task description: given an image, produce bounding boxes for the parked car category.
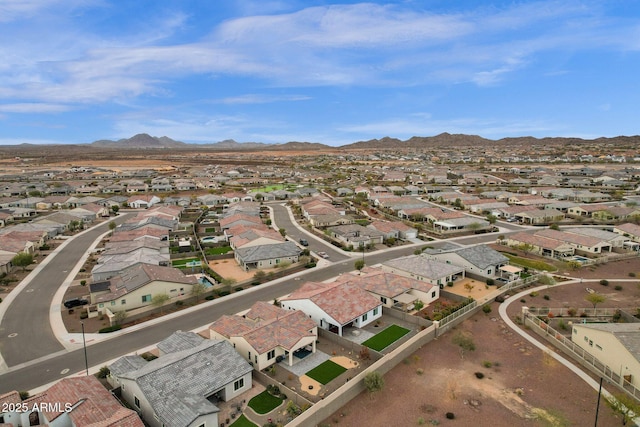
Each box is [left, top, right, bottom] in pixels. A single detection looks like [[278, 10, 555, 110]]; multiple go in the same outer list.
[[63, 298, 89, 309], [317, 251, 330, 259], [299, 238, 309, 246]]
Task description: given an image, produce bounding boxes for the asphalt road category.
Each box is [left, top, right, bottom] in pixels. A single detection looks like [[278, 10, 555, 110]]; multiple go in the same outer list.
[[0, 213, 133, 368]]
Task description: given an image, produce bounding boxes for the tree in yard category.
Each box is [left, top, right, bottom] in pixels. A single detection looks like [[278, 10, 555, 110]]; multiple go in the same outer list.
[[606, 392, 640, 425], [485, 214, 497, 225], [221, 278, 237, 293], [464, 283, 475, 294], [108, 221, 117, 235], [278, 228, 286, 237], [585, 292, 607, 310], [253, 270, 266, 282], [111, 205, 119, 214], [255, 193, 264, 203], [151, 293, 170, 315], [12, 252, 33, 272], [364, 371, 384, 397], [467, 222, 482, 233], [113, 310, 127, 326], [354, 259, 365, 271], [191, 282, 206, 302], [452, 331, 476, 359]]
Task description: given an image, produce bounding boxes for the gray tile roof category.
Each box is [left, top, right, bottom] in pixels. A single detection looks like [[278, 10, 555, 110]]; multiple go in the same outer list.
[[114, 332, 252, 427], [235, 241, 300, 263], [454, 245, 509, 269], [108, 355, 147, 377], [577, 323, 640, 362], [383, 255, 464, 280], [157, 330, 206, 355]]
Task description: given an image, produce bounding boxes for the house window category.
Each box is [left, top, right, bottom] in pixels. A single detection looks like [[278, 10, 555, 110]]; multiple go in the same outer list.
[[121, 299, 126, 305], [596, 344, 603, 350], [362, 313, 368, 322], [268, 350, 275, 360], [373, 307, 379, 316], [99, 303, 104, 308], [432, 291, 436, 298], [380, 297, 387, 304], [584, 336, 588, 342], [589, 340, 593, 347], [142, 294, 151, 303], [234, 378, 244, 391], [134, 396, 140, 408], [487, 269, 492, 275], [170, 289, 177, 293], [111, 301, 116, 306]]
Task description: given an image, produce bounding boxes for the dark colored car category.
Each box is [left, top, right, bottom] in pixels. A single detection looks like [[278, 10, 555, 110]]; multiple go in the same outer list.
[[299, 238, 309, 246], [63, 298, 89, 309]]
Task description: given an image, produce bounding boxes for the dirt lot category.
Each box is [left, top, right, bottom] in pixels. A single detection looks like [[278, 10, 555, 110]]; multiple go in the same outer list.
[[321, 257, 640, 427]]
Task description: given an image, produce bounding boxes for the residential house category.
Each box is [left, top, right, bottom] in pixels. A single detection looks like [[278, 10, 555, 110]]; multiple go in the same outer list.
[[109, 331, 252, 427], [382, 255, 465, 288], [367, 220, 418, 240], [90, 263, 198, 313], [536, 229, 612, 255], [571, 323, 640, 390], [338, 267, 439, 311], [127, 194, 161, 209], [234, 241, 300, 271], [327, 224, 385, 248], [504, 232, 575, 259], [1, 376, 143, 427], [280, 281, 382, 336], [210, 301, 317, 370], [425, 245, 509, 278]]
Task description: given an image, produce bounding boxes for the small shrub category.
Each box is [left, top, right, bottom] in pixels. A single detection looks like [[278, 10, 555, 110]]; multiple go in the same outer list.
[[482, 305, 492, 314], [80, 280, 86, 286], [567, 308, 577, 316], [447, 281, 453, 287], [418, 417, 426, 425], [600, 279, 609, 287], [629, 272, 636, 277], [482, 361, 492, 368], [486, 278, 495, 286], [520, 299, 526, 303], [79, 312, 88, 319], [234, 287, 243, 292], [558, 319, 567, 330], [205, 295, 215, 300], [615, 285, 623, 291], [543, 295, 550, 300], [97, 366, 110, 378], [474, 372, 485, 379], [19, 391, 29, 401], [446, 412, 455, 420], [495, 295, 505, 303], [416, 368, 424, 375], [175, 300, 184, 306], [98, 325, 122, 333], [530, 291, 539, 297]]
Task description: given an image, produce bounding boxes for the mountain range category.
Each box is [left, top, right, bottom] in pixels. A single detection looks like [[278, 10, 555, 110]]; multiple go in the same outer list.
[[87, 132, 640, 151]]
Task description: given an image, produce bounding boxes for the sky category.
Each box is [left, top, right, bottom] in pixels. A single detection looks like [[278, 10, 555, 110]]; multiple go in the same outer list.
[[0, 0, 639, 146]]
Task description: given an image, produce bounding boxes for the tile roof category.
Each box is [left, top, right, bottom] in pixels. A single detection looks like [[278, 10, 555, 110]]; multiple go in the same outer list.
[[23, 376, 143, 427], [281, 281, 381, 325], [382, 255, 464, 280], [536, 229, 604, 248], [113, 332, 252, 427], [235, 241, 300, 263], [454, 245, 509, 269], [338, 267, 434, 297], [616, 222, 640, 236]]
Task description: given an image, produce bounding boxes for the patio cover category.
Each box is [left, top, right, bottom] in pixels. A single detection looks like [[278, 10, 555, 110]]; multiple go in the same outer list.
[[500, 265, 523, 274]]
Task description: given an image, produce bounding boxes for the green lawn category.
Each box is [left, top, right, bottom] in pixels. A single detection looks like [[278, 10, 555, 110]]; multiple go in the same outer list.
[[229, 415, 257, 427], [362, 324, 411, 351], [247, 390, 283, 414], [305, 360, 347, 385], [204, 246, 232, 255], [171, 257, 200, 267], [503, 254, 557, 272]]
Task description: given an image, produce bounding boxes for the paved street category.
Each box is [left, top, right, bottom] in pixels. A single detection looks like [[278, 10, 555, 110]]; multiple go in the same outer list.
[[0, 214, 133, 368]]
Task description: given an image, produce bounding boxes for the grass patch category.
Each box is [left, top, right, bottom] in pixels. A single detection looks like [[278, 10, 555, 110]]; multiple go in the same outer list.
[[247, 390, 283, 414], [229, 414, 257, 427], [204, 246, 232, 255], [362, 324, 411, 351], [305, 360, 347, 385], [503, 254, 556, 272], [171, 258, 200, 267]]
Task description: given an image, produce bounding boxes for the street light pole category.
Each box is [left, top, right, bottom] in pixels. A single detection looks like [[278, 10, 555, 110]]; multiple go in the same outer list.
[[81, 321, 89, 376]]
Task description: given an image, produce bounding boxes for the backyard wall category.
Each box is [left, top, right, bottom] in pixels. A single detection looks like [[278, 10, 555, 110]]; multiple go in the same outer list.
[[253, 370, 314, 409], [382, 306, 432, 329]]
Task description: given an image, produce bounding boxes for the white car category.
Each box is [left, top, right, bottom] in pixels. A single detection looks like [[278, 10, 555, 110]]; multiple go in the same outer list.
[[317, 251, 330, 259]]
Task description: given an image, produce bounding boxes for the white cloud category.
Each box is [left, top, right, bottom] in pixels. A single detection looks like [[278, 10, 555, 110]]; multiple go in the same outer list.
[[0, 103, 71, 113], [217, 94, 311, 104]]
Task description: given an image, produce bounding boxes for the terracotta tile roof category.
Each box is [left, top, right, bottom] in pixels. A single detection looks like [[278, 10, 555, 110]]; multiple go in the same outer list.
[[338, 267, 434, 297], [0, 390, 21, 406], [282, 281, 381, 325], [616, 222, 640, 236], [536, 229, 604, 247], [23, 376, 143, 426]]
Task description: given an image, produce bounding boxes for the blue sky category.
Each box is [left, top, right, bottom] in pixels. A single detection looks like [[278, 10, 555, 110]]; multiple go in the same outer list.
[[1, 0, 639, 146]]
